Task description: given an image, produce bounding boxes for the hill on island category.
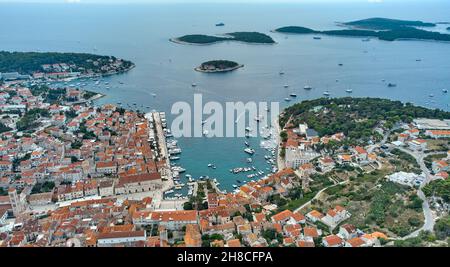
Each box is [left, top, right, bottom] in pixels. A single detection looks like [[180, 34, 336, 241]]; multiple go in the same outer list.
[[0, 51, 134, 75], [195, 60, 242, 73], [174, 32, 275, 44], [274, 18, 450, 42]]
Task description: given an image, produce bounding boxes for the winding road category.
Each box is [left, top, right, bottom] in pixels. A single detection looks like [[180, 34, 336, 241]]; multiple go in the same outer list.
[[388, 145, 436, 239]]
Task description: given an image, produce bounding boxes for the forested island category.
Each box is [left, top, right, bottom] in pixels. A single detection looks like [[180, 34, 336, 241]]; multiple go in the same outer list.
[[0, 51, 134, 79], [279, 97, 450, 142], [274, 18, 450, 42], [171, 32, 275, 45], [195, 60, 243, 73], [343, 18, 436, 30]]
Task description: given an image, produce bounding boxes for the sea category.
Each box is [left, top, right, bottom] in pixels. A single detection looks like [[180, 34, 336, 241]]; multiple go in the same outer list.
[[1, 1, 449, 191]]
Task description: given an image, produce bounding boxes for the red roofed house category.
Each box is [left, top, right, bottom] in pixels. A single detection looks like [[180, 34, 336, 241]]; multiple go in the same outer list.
[[425, 130, 450, 139], [322, 234, 344, 247]]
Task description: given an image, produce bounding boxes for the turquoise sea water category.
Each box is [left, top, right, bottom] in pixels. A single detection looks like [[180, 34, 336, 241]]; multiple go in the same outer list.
[[1, 2, 449, 191]]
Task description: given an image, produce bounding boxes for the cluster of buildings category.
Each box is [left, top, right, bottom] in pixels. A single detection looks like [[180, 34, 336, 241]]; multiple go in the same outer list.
[[1, 58, 132, 82], [0, 83, 172, 229], [392, 120, 450, 180]]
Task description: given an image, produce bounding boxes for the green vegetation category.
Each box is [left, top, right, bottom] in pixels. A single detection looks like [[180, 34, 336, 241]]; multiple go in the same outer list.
[[344, 18, 436, 30], [423, 179, 450, 203], [16, 108, 50, 131], [262, 229, 283, 244], [391, 149, 420, 169], [31, 181, 55, 194], [276, 174, 333, 212], [393, 231, 436, 247], [275, 18, 450, 42], [367, 182, 406, 225], [275, 26, 317, 34], [319, 168, 424, 237], [434, 215, 450, 240], [175, 32, 275, 44], [280, 98, 450, 143], [0, 51, 133, 75], [0, 122, 12, 134], [0, 187, 7, 196], [196, 60, 241, 72]]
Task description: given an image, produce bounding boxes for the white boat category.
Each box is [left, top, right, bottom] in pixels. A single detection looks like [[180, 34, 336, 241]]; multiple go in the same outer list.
[[443, 89, 448, 93], [346, 89, 353, 93], [169, 148, 182, 154], [247, 158, 253, 163], [192, 83, 197, 87], [244, 148, 255, 155], [284, 98, 291, 101], [232, 184, 238, 188], [290, 93, 297, 97], [303, 85, 312, 90], [279, 71, 285, 75], [429, 94, 434, 97], [172, 166, 186, 173], [284, 84, 289, 88], [164, 190, 174, 194], [313, 36, 322, 40], [323, 91, 330, 96], [245, 127, 252, 132]]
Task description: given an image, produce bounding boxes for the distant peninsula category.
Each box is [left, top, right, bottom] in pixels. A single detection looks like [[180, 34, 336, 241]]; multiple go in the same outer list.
[[171, 32, 275, 45], [0, 51, 134, 81], [274, 18, 450, 42], [195, 60, 243, 73]]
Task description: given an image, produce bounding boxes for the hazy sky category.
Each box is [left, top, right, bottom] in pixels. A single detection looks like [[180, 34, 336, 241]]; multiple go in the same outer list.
[[0, 0, 415, 4], [0, 0, 443, 4]]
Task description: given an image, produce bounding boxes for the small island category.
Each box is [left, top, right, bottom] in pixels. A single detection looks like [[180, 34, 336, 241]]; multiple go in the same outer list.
[[195, 60, 243, 73], [0, 51, 134, 82], [274, 18, 450, 42], [171, 32, 275, 45]]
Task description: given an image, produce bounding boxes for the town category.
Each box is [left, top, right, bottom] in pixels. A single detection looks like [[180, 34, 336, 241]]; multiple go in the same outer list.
[[0, 76, 449, 247]]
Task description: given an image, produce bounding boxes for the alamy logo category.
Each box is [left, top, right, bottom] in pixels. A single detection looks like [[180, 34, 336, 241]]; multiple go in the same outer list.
[[171, 94, 280, 138]]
